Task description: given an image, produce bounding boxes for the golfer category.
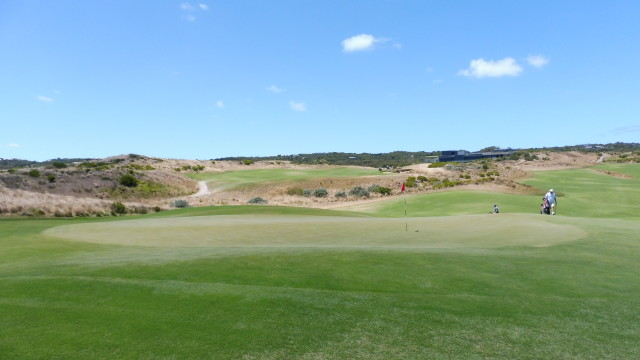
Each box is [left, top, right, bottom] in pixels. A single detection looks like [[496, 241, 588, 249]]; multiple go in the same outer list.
[[544, 189, 557, 215]]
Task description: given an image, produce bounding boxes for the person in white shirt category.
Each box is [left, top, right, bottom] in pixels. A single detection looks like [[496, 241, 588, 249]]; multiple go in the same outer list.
[[544, 189, 557, 215]]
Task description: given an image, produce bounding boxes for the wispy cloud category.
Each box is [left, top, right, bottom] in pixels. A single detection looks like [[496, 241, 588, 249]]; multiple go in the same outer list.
[[1, 143, 20, 148], [290, 101, 306, 112], [458, 57, 523, 78], [266, 85, 284, 93], [36, 95, 54, 102], [526, 54, 550, 68], [215, 100, 224, 108], [342, 34, 381, 52], [612, 125, 640, 134], [181, 2, 208, 21]]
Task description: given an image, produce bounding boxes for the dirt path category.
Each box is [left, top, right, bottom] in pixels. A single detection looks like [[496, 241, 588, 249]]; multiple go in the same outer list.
[[191, 181, 210, 197]]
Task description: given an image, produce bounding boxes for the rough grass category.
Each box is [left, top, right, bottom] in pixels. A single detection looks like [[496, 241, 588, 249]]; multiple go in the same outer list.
[[1, 164, 640, 359]]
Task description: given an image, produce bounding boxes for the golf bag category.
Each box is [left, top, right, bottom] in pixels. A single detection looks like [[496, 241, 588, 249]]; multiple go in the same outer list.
[[540, 198, 551, 215]]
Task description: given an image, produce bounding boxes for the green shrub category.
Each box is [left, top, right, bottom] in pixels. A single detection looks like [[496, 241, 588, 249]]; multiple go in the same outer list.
[[119, 174, 139, 187], [335, 191, 347, 198], [47, 174, 56, 183], [32, 208, 46, 216], [313, 188, 328, 197], [429, 162, 449, 168], [52, 161, 67, 169], [417, 176, 428, 183], [128, 164, 146, 170], [111, 202, 127, 215], [303, 189, 312, 197], [170, 199, 190, 208], [367, 184, 381, 192], [348, 186, 370, 198], [28, 169, 41, 178], [286, 188, 304, 196], [192, 165, 205, 172], [248, 197, 267, 204], [242, 159, 254, 165], [153, 206, 162, 213], [374, 186, 392, 196]]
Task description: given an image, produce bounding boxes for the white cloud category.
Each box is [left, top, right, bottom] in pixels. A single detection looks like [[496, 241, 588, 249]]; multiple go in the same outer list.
[[458, 57, 523, 78], [342, 34, 380, 52], [526, 54, 550, 68], [36, 95, 54, 102], [7, 143, 20, 148], [266, 85, 284, 93], [290, 101, 306, 112], [180, 2, 207, 21], [215, 100, 224, 108]]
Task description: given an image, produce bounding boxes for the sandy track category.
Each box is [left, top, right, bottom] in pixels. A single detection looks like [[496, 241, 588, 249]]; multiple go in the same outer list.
[[191, 181, 210, 197]]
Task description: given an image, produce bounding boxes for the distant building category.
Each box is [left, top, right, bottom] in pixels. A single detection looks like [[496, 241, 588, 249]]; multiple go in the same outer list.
[[438, 149, 515, 162]]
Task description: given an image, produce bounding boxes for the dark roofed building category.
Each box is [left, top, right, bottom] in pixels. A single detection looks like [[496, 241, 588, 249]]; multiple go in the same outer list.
[[438, 149, 515, 162]]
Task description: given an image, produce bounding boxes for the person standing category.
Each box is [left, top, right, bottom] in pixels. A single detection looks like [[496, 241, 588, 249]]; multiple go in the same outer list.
[[544, 189, 557, 215]]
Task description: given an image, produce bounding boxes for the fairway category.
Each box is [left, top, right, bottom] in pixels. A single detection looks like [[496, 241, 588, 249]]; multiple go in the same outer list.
[[187, 167, 387, 191], [44, 214, 586, 249]]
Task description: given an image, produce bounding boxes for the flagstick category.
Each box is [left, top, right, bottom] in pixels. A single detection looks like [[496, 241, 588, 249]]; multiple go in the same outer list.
[[404, 195, 407, 232], [401, 183, 407, 232]]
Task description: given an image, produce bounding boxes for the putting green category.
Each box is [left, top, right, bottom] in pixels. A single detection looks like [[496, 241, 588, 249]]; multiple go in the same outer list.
[[44, 214, 586, 249]]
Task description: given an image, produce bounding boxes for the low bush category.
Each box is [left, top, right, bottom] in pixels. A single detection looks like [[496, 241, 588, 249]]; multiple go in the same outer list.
[[348, 186, 370, 198], [52, 161, 67, 169], [302, 189, 312, 197], [429, 162, 450, 168], [286, 188, 304, 196], [335, 191, 347, 198], [28, 169, 41, 178], [171, 199, 190, 208], [111, 202, 127, 215], [374, 186, 392, 196], [313, 188, 328, 197], [119, 174, 139, 187], [242, 159, 254, 165], [248, 197, 267, 204], [47, 174, 56, 183]]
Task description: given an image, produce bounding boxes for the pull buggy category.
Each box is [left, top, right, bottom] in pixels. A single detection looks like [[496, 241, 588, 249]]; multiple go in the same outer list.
[[540, 198, 551, 215]]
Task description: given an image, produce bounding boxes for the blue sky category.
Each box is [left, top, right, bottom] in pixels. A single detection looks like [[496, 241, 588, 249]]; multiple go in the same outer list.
[[1, 1, 639, 161]]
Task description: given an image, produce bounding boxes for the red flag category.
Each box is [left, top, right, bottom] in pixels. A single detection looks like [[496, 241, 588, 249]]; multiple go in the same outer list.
[[401, 183, 405, 192]]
